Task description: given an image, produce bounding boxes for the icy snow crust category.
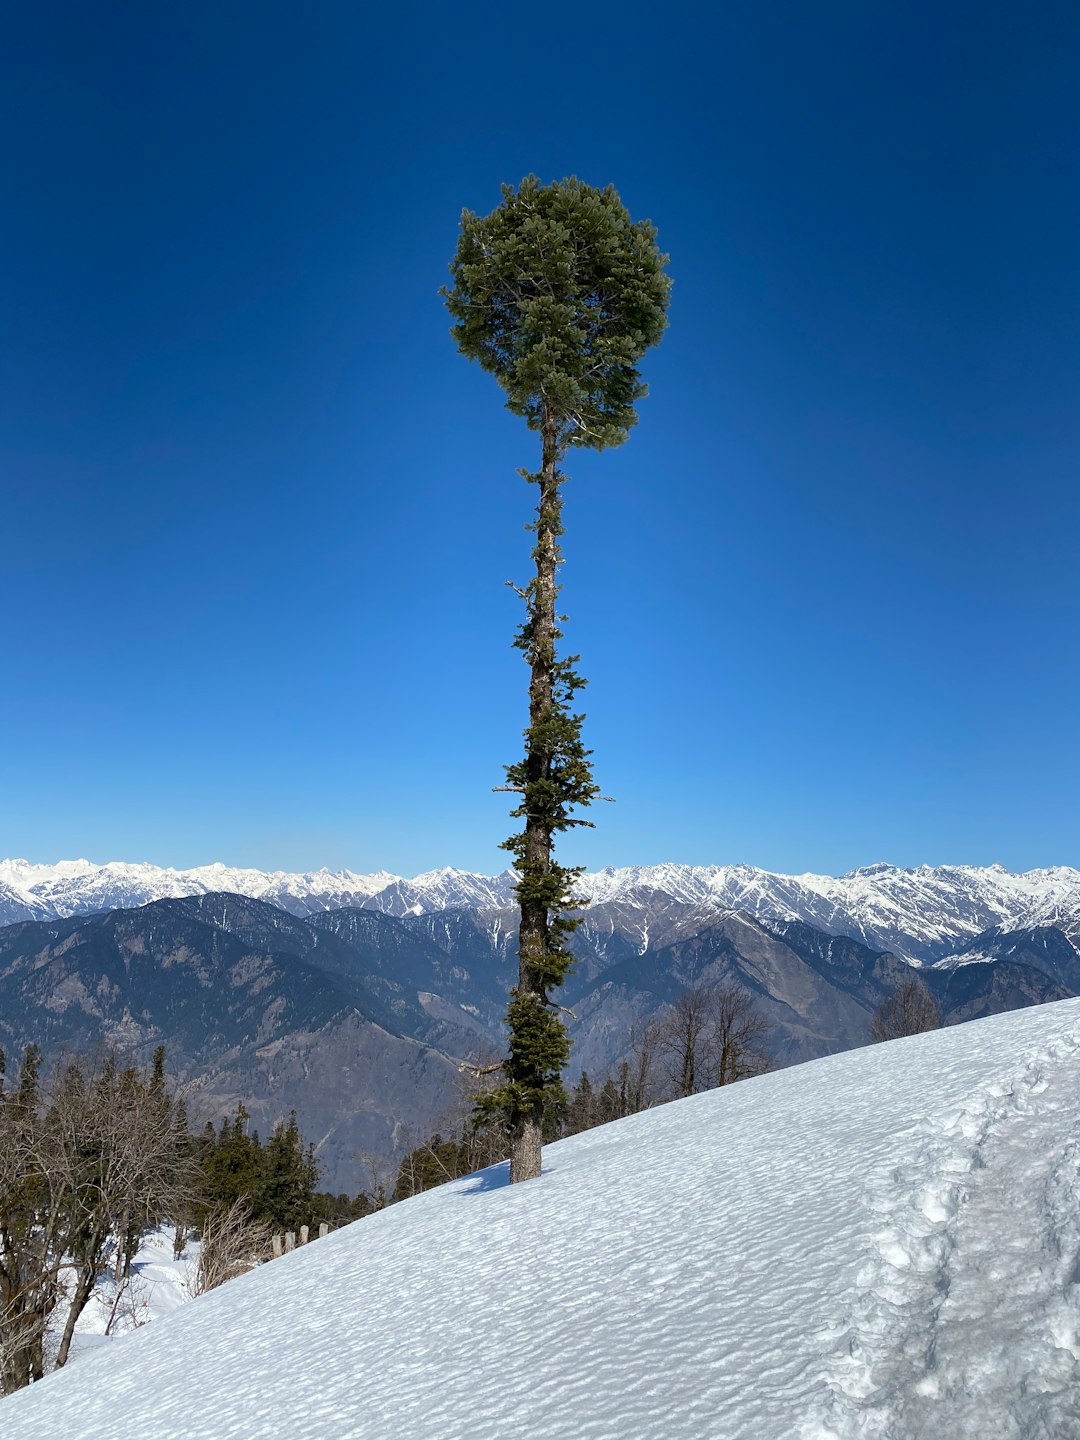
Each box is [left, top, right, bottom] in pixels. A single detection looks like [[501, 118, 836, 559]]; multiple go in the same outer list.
[[6, 1001, 1080, 1440]]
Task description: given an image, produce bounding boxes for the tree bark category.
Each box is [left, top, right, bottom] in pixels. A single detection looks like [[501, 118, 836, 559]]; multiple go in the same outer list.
[[55, 1238, 105, 1369], [509, 1111, 543, 1184], [114, 1206, 131, 1281], [510, 419, 561, 1185], [0, 1264, 49, 1392]]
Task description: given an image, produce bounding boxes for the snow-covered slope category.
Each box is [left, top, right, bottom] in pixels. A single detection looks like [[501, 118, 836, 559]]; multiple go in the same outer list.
[[62, 1229, 197, 1363], [4, 856, 1080, 960], [6, 1000, 1080, 1439]]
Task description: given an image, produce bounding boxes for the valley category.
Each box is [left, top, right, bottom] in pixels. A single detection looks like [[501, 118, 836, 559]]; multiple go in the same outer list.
[[1, 860, 1077, 1190]]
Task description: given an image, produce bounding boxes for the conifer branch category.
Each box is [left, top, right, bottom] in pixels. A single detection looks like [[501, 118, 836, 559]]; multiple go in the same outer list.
[[459, 1061, 504, 1077]]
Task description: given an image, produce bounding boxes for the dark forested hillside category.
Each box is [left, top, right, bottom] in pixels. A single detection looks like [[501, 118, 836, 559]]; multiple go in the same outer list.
[[0, 890, 1072, 1189]]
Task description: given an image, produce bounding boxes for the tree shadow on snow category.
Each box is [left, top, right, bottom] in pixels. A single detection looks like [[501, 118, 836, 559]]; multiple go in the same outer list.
[[457, 1160, 511, 1195]]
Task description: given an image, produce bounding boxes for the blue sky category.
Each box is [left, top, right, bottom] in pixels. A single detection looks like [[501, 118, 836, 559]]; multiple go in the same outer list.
[[2, 2, 1078, 877]]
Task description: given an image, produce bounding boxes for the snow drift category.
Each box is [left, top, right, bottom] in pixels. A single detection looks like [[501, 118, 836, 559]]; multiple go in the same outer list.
[[5, 1000, 1080, 1439]]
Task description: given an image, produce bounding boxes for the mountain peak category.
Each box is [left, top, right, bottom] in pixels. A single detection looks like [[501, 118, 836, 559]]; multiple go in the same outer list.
[[3, 859, 1080, 963], [840, 861, 900, 878]]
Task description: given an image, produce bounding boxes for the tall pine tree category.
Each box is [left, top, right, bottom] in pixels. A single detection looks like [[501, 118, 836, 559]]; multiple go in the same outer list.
[[443, 176, 670, 1182]]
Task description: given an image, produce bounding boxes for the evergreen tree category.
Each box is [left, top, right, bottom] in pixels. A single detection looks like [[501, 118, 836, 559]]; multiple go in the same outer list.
[[198, 1107, 320, 1230], [444, 176, 670, 1182], [566, 1072, 594, 1134], [200, 1105, 261, 1218], [256, 1113, 319, 1229]]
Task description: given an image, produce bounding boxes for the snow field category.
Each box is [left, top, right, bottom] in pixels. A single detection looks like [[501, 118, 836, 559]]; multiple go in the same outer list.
[[801, 1028, 1080, 1438], [4, 999, 1080, 1439]]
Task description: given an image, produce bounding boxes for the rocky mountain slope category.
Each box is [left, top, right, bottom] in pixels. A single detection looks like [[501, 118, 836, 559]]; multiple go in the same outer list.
[[2, 878, 1073, 1197], [4, 857, 1079, 961], [409, 903, 1074, 1077], [0, 897, 467, 1188]]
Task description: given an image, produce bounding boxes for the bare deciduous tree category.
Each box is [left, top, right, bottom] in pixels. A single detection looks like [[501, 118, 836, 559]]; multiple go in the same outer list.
[[0, 1047, 199, 1392], [351, 1151, 395, 1215], [869, 975, 941, 1043], [625, 1020, 660, 1115], [192, 1199, 271, 1296], [651, 983, 774, 1102], [708, 985, 773, 1087], [656, 987, 715, 1099]]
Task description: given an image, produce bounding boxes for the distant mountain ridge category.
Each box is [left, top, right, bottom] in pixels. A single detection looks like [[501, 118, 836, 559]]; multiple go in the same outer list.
[[3, 857, 1080, 962], [2, 880, 1077, 1190], [0, 893, 474, 1189], [2, 869, 1077, 1186]]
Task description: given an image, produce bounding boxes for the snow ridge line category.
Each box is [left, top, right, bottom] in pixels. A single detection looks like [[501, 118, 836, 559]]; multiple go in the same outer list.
[[800, 1028, 1080, 1440]]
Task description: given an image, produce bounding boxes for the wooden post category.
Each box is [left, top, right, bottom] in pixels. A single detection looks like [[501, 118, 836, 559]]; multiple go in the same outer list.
[[319, 1222, 329, 1239], [272, 1234, 283, 1259], [299, 1225, 309, 1246], [284, 1231, 295, 1253]]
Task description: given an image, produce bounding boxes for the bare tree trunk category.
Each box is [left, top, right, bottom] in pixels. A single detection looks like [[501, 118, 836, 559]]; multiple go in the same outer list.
[[114, 1210, 127, 1282], [55, 1258, 100, 1370], [0, 1351, 23, 1393], [28, 1323, 44, 1385], [510, 420, 561, 1185], [509, 1113, 543, 1184], [627, 1020, 658, 1111]]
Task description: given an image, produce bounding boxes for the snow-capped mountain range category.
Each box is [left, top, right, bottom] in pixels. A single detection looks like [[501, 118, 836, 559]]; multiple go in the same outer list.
[[2, 856, 1079, 962]]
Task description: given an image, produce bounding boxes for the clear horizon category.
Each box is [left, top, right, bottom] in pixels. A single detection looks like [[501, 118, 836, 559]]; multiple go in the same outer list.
[[4, 5, 1078, 878]]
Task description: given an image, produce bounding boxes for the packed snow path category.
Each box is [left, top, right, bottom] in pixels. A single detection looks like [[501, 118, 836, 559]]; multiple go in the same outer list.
[[5, 1001, 1080, 1440], [803, 1027, 1080, 1438]]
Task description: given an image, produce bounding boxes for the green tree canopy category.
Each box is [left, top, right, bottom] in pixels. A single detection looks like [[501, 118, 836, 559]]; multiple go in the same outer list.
[[444, 175, 670, 453]]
